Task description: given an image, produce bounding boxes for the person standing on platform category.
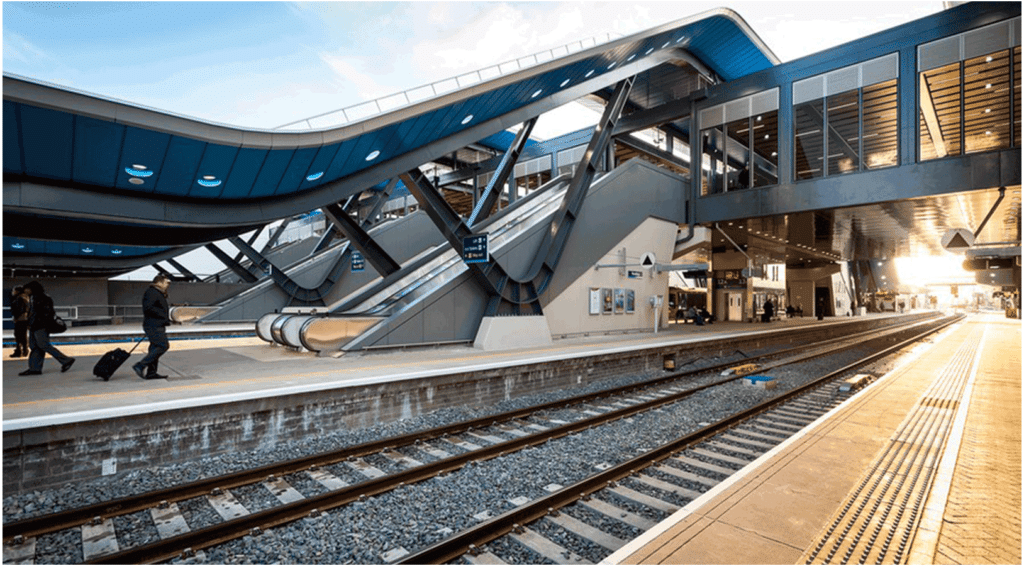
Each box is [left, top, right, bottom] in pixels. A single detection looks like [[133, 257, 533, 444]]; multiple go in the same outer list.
[[761, 299, 774, 323], [817, 297, 825, 321], [10, 286, 30, 358], [133, 274, 171, 380], [18, 281, 75, 375]]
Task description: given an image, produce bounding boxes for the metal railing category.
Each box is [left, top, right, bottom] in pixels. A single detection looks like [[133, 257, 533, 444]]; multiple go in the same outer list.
[[274, 31, 620, 131]]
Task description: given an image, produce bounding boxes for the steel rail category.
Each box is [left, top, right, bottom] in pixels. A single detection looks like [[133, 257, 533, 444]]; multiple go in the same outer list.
[[82, 315, 952, 564], [398, 314, 963, 564], [2, 314, 938, 544]]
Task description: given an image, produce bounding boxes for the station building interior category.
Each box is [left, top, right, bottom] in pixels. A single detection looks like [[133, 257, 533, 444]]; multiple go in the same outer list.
[[2, 1, 1020, 353]]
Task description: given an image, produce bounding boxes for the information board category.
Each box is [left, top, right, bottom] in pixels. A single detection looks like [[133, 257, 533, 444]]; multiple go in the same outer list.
[[463, 234, 489, 264], [351, 251, 365, 272]]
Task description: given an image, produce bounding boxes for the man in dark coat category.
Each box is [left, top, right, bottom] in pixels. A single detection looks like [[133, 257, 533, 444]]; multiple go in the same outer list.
[[133, 274, 171, 379], [18, 281, 75, 375]]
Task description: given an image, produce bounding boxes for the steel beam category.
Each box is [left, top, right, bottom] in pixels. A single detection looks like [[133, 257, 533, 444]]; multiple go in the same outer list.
[[205, 243, 259, 283], [468, 118, 537, 228], [322, 203, 401, 277], [165, 258, 199, 282]]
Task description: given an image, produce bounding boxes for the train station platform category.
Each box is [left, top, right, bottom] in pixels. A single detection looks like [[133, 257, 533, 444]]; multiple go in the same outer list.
[[3, 312, 931, 494], [605, 313, 1021, 565]]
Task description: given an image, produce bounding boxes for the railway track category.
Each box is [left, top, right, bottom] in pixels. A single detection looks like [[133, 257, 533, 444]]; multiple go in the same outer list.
[[2, 314, 956, 564]]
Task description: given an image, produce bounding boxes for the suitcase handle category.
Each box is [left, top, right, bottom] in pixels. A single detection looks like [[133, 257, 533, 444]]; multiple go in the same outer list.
[[128, 336, 147, 354]]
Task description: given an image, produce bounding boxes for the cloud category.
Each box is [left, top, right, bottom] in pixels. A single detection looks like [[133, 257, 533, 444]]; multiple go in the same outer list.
[[3, 32, 55, 67]]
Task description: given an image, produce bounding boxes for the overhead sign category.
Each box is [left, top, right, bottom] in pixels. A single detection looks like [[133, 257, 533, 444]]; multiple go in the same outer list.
[[351, 251, 365, 272], [463, 234, 489, 264], [627, 270, 643, 279], [640, 252, 657, 270], [941, 228, 975, 251]]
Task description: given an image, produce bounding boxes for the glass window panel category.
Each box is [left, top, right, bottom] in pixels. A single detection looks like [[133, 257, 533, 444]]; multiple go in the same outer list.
[[751, 111, 779, 187], [919, 62, 962, 160], [862, 79, 899, 169], [724, 118, 749, 190], [701, 127, 725, 195], [1015, 47, 1021, 148], [827, 90, 860, 175], [964, 50, 1011, 153], [794, 99, 824, 180]]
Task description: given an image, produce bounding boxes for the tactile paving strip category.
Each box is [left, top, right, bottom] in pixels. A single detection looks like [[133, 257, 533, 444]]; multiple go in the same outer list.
[[801, 327, 983, 565]]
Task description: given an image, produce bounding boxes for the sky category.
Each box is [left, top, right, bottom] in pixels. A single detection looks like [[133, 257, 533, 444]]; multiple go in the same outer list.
[[3, 1, 945, 138], [2, 0, 951, 279]]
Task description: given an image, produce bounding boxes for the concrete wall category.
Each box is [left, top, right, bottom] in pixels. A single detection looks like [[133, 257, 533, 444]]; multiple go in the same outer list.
[[2, 312, 936, 493], [2, 277, 246, 310], [545, 217, 677, 336]]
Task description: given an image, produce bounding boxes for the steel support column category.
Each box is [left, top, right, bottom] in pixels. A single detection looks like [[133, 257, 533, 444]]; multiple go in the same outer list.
[[468, 118, 537, 228], [322, 202, 401, 276], [165, 258, 199, 282], [205, 243, 260, 283]]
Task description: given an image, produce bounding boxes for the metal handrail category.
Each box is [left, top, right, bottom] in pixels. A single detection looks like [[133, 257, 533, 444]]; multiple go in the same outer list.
[[274, 31, 620, 131]]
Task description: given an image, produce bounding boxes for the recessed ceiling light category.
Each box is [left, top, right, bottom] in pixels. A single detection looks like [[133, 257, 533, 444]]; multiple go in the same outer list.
[[676, 37, 684, 43], [125, 167, 153, 178], [532, 89, 543, 98], [197, 178, 222, 188], [645, 48, 653, 55], [627, 54, 636, 62], [986, 130, 992, 135], [82, 247, 94, 253], [986, 56, 993, 62], [662, 41, 670, 48], [986, 83, 993, 89], [11, 243, 25, 250], [461, 114, 474, 125], [132, 164, 147, 170], [585, 70, 595, 78], [366, 150, 381, 161], [111, 249, 122, 255], [985, 108, 991, 113], [128, 178, 145, 185], [560, 78, 570, 87], [202, 175, 216, 180], [306, 171, 324, 182], [607, 62, 617, 69]]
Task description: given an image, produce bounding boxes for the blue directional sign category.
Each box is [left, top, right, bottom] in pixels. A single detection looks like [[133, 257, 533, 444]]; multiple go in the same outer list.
[[351, 250, 365, 272], [463, 234, 489, 264]]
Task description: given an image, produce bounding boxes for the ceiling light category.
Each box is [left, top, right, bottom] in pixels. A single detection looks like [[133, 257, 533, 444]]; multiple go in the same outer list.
[[131, 164, 147, 170], [560, 79, 570, 87], [585, 70, 595, 78], [82, 247, 94, 253], [627, 54, 636, 62], [986, 130, 992, 135], [125, 167, 153, 178], [11, 243, 25, 249], [197, 177, 222, 188], [985, 108, 991, 113], [366, 150, 380, 161], [756, 116, 762, 122], [306, 171, 324, 182], [607, 62, 617, 69], [531, 89, 543, 98], [461, 114, 474, 125], [111, 249, 122, 255], [986, 56, 993, 62], [202, 175, 216, 180], [986, 83, 993, 89], [128, 178, 145, 185], [764, 134, 770, 139], [645, 48, 653, 55]]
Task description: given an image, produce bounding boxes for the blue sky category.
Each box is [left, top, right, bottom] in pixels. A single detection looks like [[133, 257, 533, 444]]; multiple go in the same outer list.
[[3, 1, 943, 135]]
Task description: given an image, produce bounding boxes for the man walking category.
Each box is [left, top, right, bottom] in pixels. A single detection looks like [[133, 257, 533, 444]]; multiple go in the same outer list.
[[133, 274, 171, 379]]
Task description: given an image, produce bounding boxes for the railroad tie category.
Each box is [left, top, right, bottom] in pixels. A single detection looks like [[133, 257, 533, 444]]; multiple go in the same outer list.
[[494, 423, 531, 437], [307, 468, 350, 490], [719, 432, 777, 450], [689, 446, 750, 467], [441, 436, 483, 452], [545, 512, 628, 552], [608, 485, 680, 514], [653, 463, 717, 489], [207, 489, 250, 521], [670, 455, 735, 477], [464, 431, 506, 445], [346, 458, 388, 479], [417, 443, 453, 460], [150, 502, 191, 539], [578, 497, 658, 530], [706, 439, 761, 458], [509, 527, 593, 564], [81, 517, 119, 561], [264, 476, 305, 504], [634, 473, 703, 501], [380, 450, 424, 469], [3, 536, 36, 565], [463, 549, 510, 564]]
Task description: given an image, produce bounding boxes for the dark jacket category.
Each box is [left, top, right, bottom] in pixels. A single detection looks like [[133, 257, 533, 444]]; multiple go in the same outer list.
[[142, 286, 170, 327], [11, 293, 29, 322], [28, 293, 56, 331]]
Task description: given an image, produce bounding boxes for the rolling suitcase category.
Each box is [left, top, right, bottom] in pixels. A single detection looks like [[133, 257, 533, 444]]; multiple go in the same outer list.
[[93, 337, 145, 381]]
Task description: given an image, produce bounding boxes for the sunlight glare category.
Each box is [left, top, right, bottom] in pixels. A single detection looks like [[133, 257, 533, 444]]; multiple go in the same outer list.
[[895, 255, 971, 286]]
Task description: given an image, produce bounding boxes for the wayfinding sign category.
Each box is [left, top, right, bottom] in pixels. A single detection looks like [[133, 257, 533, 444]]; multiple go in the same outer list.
[[463, 234, 489, 264], [640, 252, 657, 270], [941, 228, 975, 251], [351, 250, 365, 272]]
